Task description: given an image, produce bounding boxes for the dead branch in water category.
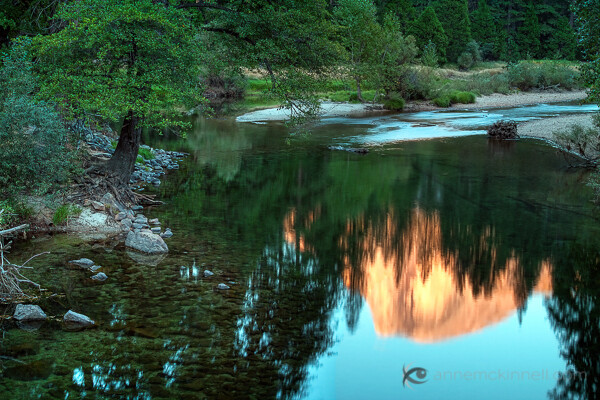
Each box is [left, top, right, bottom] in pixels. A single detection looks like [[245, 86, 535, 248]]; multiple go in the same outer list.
[[0, 210, 44, 300]]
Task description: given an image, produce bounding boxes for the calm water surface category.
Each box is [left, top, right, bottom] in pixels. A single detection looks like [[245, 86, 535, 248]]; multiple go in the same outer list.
[[2, 105, 600, 400]]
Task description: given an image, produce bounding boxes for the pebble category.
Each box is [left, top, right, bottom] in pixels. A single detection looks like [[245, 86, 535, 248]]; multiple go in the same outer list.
[[69, 258, 94, 268]]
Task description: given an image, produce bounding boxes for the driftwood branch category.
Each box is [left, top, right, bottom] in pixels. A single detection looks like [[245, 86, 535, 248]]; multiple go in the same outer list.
[[0, 224, 29, 237]]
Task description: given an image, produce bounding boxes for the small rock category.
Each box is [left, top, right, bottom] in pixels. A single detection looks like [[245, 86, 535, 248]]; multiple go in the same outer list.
[[13, 304, 47, 322], [69, 258, 94, 268], [134, 216, 148, 224], [91, 272, 108, 281], [131, 205, 144, 211], [121, 219, 133, 231], [161, 229, 173, 239], [217, 283, 230, 290], [149, 218, 160, 225], [91, 201, 105, 211], [132, 223, 146, 230], [63, 310, 95, 326], [90, 265, 102, 272], [151, 227, 161, 234], [203, 270, 214, 277], [115, 212, 128, 222], [125, 231, 169, 254]]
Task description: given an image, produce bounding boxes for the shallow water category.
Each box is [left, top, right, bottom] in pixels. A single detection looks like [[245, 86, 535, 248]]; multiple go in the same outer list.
[[2, 105, 600, 400]]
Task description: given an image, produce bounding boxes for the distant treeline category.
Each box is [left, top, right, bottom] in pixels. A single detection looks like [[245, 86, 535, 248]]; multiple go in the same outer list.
[[375, 0, 577, 61]]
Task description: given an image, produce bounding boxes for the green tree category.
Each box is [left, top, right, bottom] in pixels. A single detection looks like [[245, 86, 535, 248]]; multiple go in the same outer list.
[[471, 0, 496, 59], [375, 0, 416, 31], [32, 0, 204, 187], [574, 0, 600, 103], [434, 0, 472, 62], [518, 2, 541, 58], [335, 0, 382, 102], [409, 6, 448, 63]]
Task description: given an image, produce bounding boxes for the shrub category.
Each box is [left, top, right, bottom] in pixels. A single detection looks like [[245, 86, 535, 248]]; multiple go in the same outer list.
[[553, 114, 600, 167], [433, 96, 452, 107], [458, 52, 474, 71], [53, 204, 82, 225], [0, 41, 73, 196], [507, 61, 581, 91], [383, 93, 405, 111], [421, 41, 439, 68], [0, 200, 16, 228], [450, 91, 476, 104]]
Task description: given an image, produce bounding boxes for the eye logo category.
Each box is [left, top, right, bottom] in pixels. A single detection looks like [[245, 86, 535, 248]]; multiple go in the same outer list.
[[403, 364, 428, 388]]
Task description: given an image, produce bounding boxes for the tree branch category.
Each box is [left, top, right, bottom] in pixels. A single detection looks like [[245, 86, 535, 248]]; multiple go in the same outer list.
[[176, 2, 235, 12]]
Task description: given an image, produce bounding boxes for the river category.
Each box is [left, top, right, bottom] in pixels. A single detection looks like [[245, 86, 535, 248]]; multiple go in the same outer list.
[[1, 103, 600, 399]]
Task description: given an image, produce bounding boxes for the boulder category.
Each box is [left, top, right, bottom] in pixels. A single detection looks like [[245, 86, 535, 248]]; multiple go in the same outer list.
[[64, 310, 95, 326], [69, 258, 94, 268], [125, 231, 169, 254], [13, 304, 47, 321]]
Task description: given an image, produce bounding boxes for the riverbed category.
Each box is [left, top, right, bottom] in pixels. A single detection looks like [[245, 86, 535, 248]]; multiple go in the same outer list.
[[1, 103, 600, 400]]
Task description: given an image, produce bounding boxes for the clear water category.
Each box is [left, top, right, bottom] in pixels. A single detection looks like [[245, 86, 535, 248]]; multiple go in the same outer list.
[[1, 105, 600, 400]]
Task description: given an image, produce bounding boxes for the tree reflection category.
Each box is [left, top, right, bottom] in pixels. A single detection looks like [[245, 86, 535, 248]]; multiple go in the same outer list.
[[547, 242, 600, 400]]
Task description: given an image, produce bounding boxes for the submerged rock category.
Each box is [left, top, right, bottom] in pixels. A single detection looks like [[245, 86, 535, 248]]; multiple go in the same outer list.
[[160, 228, 173, 239], [64, 310, 95, 326], [13, 304, 47, 321], [3, 359, 53, 381], [125, 231, 169, 254], [69, 258, 95, 268], [217, 283, 230, 290], [203, 270, 215, 277], [90, 265, 102, 272], [91, 272, 108, 281]]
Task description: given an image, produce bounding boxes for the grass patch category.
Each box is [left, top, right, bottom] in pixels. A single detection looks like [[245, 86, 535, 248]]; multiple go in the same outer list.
[[450, 91, 476, 104], [53, 204, 82, 225], [507, 60, 581, 91], [138, 148, 154, 160]]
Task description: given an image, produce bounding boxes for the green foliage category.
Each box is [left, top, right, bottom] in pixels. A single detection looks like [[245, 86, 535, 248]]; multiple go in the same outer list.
[[458, 41, 482, 70], [53, 204, 82, 226], [433, 95, 452, 107], [434, 0, 472, 62], [0, 41, 73, 196], [409, 6, 448, 63], [458, 52, 475, 70], [382, 92, 405, 110], [420, 41, 439, 67], [32, 0, 205, 130], [518, 2, 541, 59], [507, 61, 581, 91], [470, 0, 495, 60], [138, 148, 154, 161], [0, 200, 16, 228], [450, 91, 477, 104], [574, 0, 600, 104]]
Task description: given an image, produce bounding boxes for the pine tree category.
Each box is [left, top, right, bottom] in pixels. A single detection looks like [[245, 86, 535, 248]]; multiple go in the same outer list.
[[409, 6, 449, 63], [434, 0, 472, 62], [379, 0, 416, 32], [518, 2, 541, 58], [471, 0, 495, 59]]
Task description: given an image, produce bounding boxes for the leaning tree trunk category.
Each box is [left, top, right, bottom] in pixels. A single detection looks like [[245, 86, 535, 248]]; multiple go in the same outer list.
[[356, 77, 364, 103], [107, 110, 141, 185]]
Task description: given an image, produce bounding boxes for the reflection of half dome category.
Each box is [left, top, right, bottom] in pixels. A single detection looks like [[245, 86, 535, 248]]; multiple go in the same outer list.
[[340, 209, 552, 342]]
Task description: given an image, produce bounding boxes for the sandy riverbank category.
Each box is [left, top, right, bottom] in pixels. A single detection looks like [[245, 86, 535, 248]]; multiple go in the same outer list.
[[518, 113, 596, 141], [238, 90, 590, 123]]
